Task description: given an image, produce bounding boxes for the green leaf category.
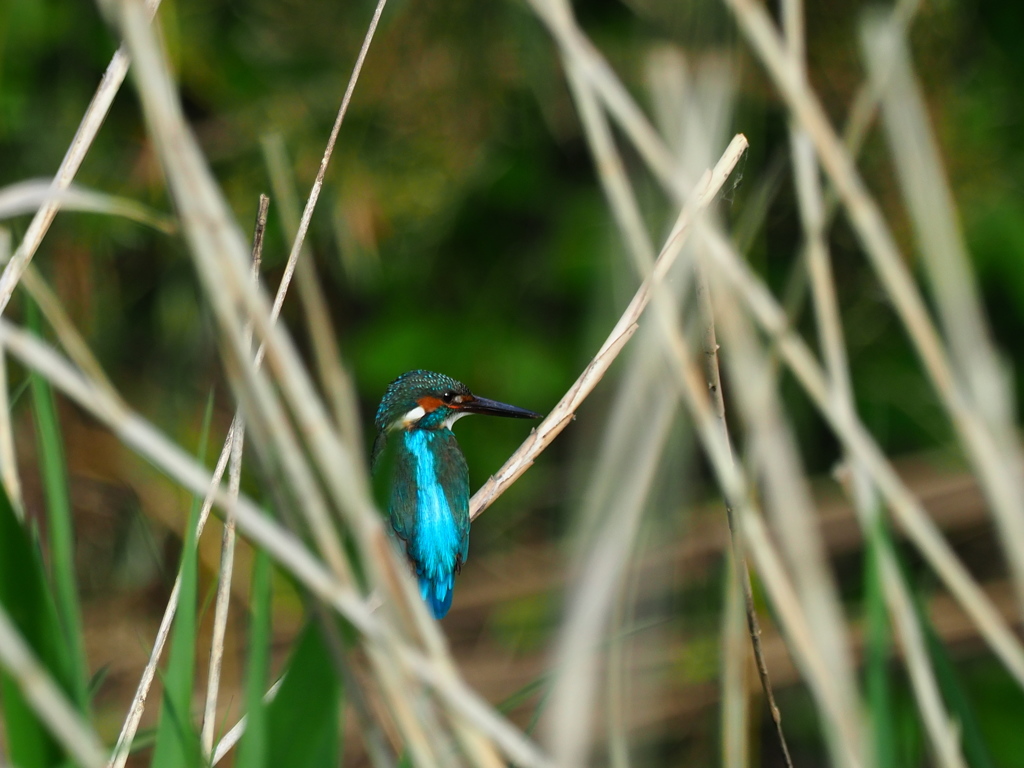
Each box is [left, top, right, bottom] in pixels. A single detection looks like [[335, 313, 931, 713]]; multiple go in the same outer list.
[[0, 482, 73, 766], [236, 550, 273, 768], [915, 582, 998, 768], [149, 396, 215, 768], [27, 298, 90, 711], [265, 619, 343, 768]]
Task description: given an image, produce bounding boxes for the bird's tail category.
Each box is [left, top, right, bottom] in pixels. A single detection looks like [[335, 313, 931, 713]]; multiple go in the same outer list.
[[419, 573, 454, 619]]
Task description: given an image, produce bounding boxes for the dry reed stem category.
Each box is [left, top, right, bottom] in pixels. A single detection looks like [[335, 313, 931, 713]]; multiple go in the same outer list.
[[200, 195, 267, 756], [0, 603, 108, 767], [861, 12, 1024, 612], [271, 0, 387, 326], [469, 134, 749, 521], [0, 0, 163, 317], [261, 136, 363, 455], [723, 0, 1024, 618], [199, 413, 245, 756]]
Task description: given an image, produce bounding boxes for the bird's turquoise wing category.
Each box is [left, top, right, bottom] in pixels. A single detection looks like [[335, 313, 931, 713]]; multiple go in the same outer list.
[[434, 430, 470, 566]]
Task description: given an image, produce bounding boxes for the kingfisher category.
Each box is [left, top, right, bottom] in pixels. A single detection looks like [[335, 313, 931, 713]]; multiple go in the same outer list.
[[371, 370, 542, 619]]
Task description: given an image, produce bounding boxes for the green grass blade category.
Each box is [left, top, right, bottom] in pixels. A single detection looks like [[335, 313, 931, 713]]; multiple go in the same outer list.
[[26, 298, 89, 711], [265, 619, 343, 768], [915, 583, 998, 768], [0, 478, 71, 766], [864, 515, 896, 768], [236, 549, 273, 768], [149, 396, 215, 768]]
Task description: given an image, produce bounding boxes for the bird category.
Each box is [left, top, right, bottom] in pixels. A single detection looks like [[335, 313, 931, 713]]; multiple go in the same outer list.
[[371, 370, 541, 619]]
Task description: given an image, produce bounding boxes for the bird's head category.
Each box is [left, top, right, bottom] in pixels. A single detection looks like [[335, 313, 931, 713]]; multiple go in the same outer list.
[[370, 368, 544, 468], [373, 370, 542, 435], [370, 370, 544, 436]]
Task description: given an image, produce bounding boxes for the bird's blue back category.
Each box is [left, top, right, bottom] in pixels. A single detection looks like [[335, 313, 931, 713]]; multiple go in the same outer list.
[[384, 428, 470, 618]]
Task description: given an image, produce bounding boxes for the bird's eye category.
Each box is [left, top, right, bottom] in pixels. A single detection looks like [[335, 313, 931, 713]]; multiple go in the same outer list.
[[441, 391, 455, 403]]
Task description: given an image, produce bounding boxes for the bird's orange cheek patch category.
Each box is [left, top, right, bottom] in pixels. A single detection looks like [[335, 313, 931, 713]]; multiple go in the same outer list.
[[418, 396, 443, 412]]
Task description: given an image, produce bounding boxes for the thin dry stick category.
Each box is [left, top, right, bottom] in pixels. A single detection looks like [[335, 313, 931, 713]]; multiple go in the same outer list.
[[200, 417, 245, 754], [0, 0, 163, 317], [469, 134, 749, 520], [0, 603, 108, 768], [200, 195, 267, 756], [260, 135, 363, 459], [695, 269, 796, 768]]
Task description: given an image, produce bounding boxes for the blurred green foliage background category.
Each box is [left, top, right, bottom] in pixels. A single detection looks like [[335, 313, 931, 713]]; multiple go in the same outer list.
[[3, 0, 1024, 763]]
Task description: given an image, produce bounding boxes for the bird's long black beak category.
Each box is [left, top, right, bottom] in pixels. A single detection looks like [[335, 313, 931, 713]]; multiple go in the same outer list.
[[460, 395, 543, 420]]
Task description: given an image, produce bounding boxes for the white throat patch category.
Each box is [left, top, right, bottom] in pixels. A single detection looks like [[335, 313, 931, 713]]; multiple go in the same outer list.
[[442, 411, 470, 429]]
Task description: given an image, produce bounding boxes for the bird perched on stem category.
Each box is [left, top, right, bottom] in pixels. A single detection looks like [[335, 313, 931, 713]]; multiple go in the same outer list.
[[372, 370, 541, 619]]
